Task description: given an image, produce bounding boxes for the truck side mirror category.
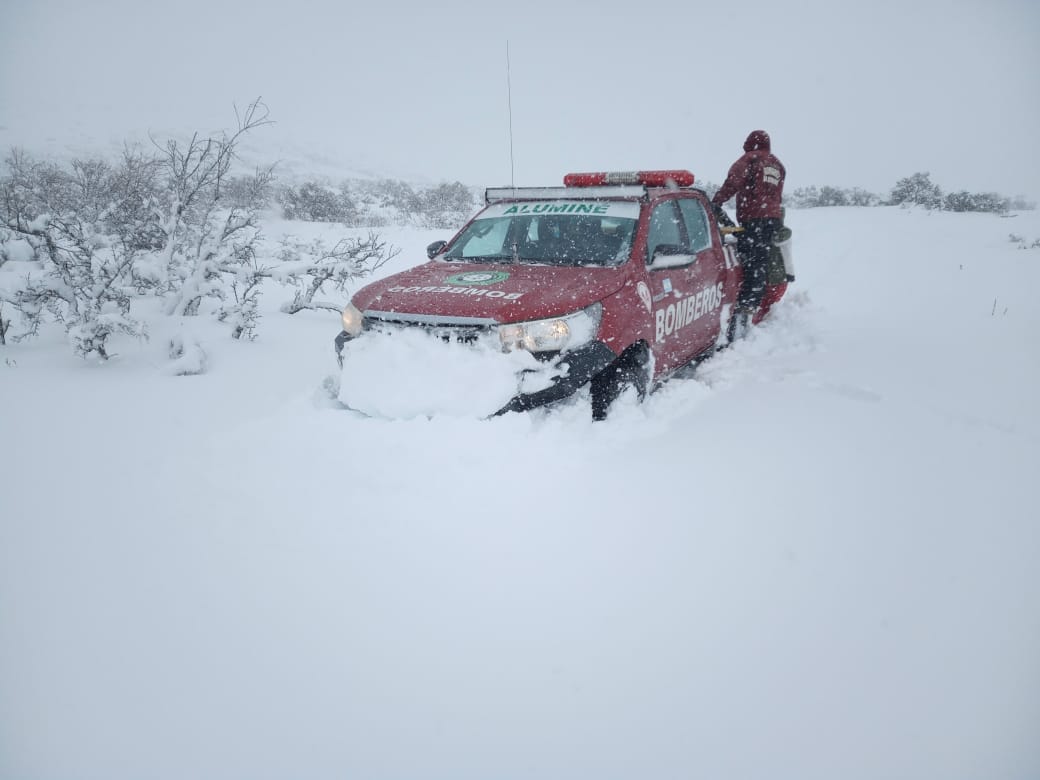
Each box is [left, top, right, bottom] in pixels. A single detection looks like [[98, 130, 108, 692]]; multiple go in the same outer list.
[[427, 240, 447, 259], [649, 243, 695, 269]]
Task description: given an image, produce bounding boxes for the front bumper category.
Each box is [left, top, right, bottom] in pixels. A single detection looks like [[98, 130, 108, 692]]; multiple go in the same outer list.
[[494, 340, 616, 414], [334, 330, 617, 415]]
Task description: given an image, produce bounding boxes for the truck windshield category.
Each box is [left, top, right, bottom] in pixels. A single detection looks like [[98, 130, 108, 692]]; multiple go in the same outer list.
[[443, 209, 638, 267]]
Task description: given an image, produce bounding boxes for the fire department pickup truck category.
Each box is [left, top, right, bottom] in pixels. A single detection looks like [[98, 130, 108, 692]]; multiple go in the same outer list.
[[335, 170, 744, 419]]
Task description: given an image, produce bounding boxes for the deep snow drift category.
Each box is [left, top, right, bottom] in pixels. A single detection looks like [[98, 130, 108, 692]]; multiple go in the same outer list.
[[1, 207, 1038, 780]]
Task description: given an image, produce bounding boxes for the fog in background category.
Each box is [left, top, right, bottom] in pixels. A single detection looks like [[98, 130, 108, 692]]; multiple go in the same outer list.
[[2, 0, 1038, 196]]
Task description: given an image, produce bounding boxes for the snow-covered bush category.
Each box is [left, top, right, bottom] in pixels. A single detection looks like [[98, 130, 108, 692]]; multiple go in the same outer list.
[[363, 178, 420, 214], [890, 172, 944, 210], [166, 332, 208, 375], [152, 100, 274, 329], [222, 172, 274, 212], [1009, 234, 1040, 250], [275, 233, 399, 314], [944, 190, 1009, 214], [278, 181, 358, 223], [0, 151, 150, 357], [412, 181, 477, 229], [845, 187, 882, 207], [0, 303, 10, 345]]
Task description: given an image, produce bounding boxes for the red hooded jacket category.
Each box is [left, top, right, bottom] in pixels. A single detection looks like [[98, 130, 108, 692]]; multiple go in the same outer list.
[[712, 130, 786, 223]]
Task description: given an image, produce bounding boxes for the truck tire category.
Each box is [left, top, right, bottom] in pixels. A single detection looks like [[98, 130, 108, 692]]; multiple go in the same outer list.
[[590, 343, 650, 421]]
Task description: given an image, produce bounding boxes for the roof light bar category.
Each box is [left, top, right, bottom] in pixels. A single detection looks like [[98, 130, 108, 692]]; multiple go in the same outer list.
[[564, 170, 695, 188], [486, 185, 646, 203]]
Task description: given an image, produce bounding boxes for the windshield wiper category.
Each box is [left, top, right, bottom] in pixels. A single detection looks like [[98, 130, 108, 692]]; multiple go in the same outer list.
[[446, 254, 553, 265], [452, 254, 520, 264]]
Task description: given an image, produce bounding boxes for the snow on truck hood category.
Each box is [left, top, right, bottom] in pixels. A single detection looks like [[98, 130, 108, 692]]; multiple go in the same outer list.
[[352, 261, 625, 322]]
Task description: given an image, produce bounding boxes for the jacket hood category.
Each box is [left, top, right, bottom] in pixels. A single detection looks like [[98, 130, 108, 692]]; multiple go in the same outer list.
[[743, 130, 771, 152]]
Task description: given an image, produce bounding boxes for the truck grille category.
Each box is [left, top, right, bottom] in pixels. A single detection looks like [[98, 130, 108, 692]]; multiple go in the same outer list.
[[362, 311, 496, 346]]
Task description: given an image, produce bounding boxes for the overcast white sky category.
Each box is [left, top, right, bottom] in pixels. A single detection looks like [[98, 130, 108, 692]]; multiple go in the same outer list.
[[2, 0, 1038, 198]]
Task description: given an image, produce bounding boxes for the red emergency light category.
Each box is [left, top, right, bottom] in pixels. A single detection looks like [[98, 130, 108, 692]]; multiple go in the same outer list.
[[563, 170, 695, 188]]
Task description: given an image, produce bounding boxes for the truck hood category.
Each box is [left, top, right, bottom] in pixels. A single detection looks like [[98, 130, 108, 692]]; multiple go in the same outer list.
[[352, 261, 627, 323]]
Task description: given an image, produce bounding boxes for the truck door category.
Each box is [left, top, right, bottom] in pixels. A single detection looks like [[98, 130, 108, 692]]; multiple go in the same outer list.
[[676, 197, 729, 352], [645, 197, 726, 372]]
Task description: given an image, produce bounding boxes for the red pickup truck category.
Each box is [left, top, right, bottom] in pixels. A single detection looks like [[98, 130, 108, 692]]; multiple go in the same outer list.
[[335, 170, 749, 419]]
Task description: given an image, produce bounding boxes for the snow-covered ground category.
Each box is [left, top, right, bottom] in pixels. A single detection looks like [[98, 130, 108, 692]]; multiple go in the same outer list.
[[2, 206, 1038, 779]]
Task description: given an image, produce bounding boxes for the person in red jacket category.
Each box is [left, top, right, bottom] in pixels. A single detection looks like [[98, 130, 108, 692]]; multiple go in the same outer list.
[[712, 130, 786, 329]]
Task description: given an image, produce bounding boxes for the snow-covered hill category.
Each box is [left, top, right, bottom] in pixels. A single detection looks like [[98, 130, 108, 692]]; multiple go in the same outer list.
[[1, 206, 1038, 779], [0, 122, 463, 191]]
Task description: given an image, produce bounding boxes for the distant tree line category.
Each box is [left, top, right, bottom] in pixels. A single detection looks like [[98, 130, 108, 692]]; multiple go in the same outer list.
[[785, 172, 1034, 213], [784, 186, 882, 208], [277, 178, 478, 229]]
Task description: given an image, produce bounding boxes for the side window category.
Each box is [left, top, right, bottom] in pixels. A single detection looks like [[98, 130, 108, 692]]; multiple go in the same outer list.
[[677, 199, 711, 253], [646, 201, 683, 262]]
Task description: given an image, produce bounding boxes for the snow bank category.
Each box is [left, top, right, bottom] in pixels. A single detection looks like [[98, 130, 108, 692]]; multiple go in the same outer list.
[[337, 327, 547, 419], [1, 207, 1038, 780]]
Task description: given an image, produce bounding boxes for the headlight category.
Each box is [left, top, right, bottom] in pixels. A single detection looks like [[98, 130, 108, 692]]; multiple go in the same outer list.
[[498, 303, 602, 353], [340, 302, 363, 337]]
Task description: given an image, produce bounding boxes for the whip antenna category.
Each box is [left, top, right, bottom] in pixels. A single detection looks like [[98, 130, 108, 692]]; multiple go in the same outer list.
[[506, 40, 515, 187]]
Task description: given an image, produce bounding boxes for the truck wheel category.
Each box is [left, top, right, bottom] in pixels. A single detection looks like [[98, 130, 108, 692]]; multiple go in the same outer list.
[[590, 344, 649, 421]]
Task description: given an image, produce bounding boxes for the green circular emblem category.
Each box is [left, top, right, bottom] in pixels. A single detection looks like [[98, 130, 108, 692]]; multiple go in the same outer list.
[[444, 271, 510, 286]]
